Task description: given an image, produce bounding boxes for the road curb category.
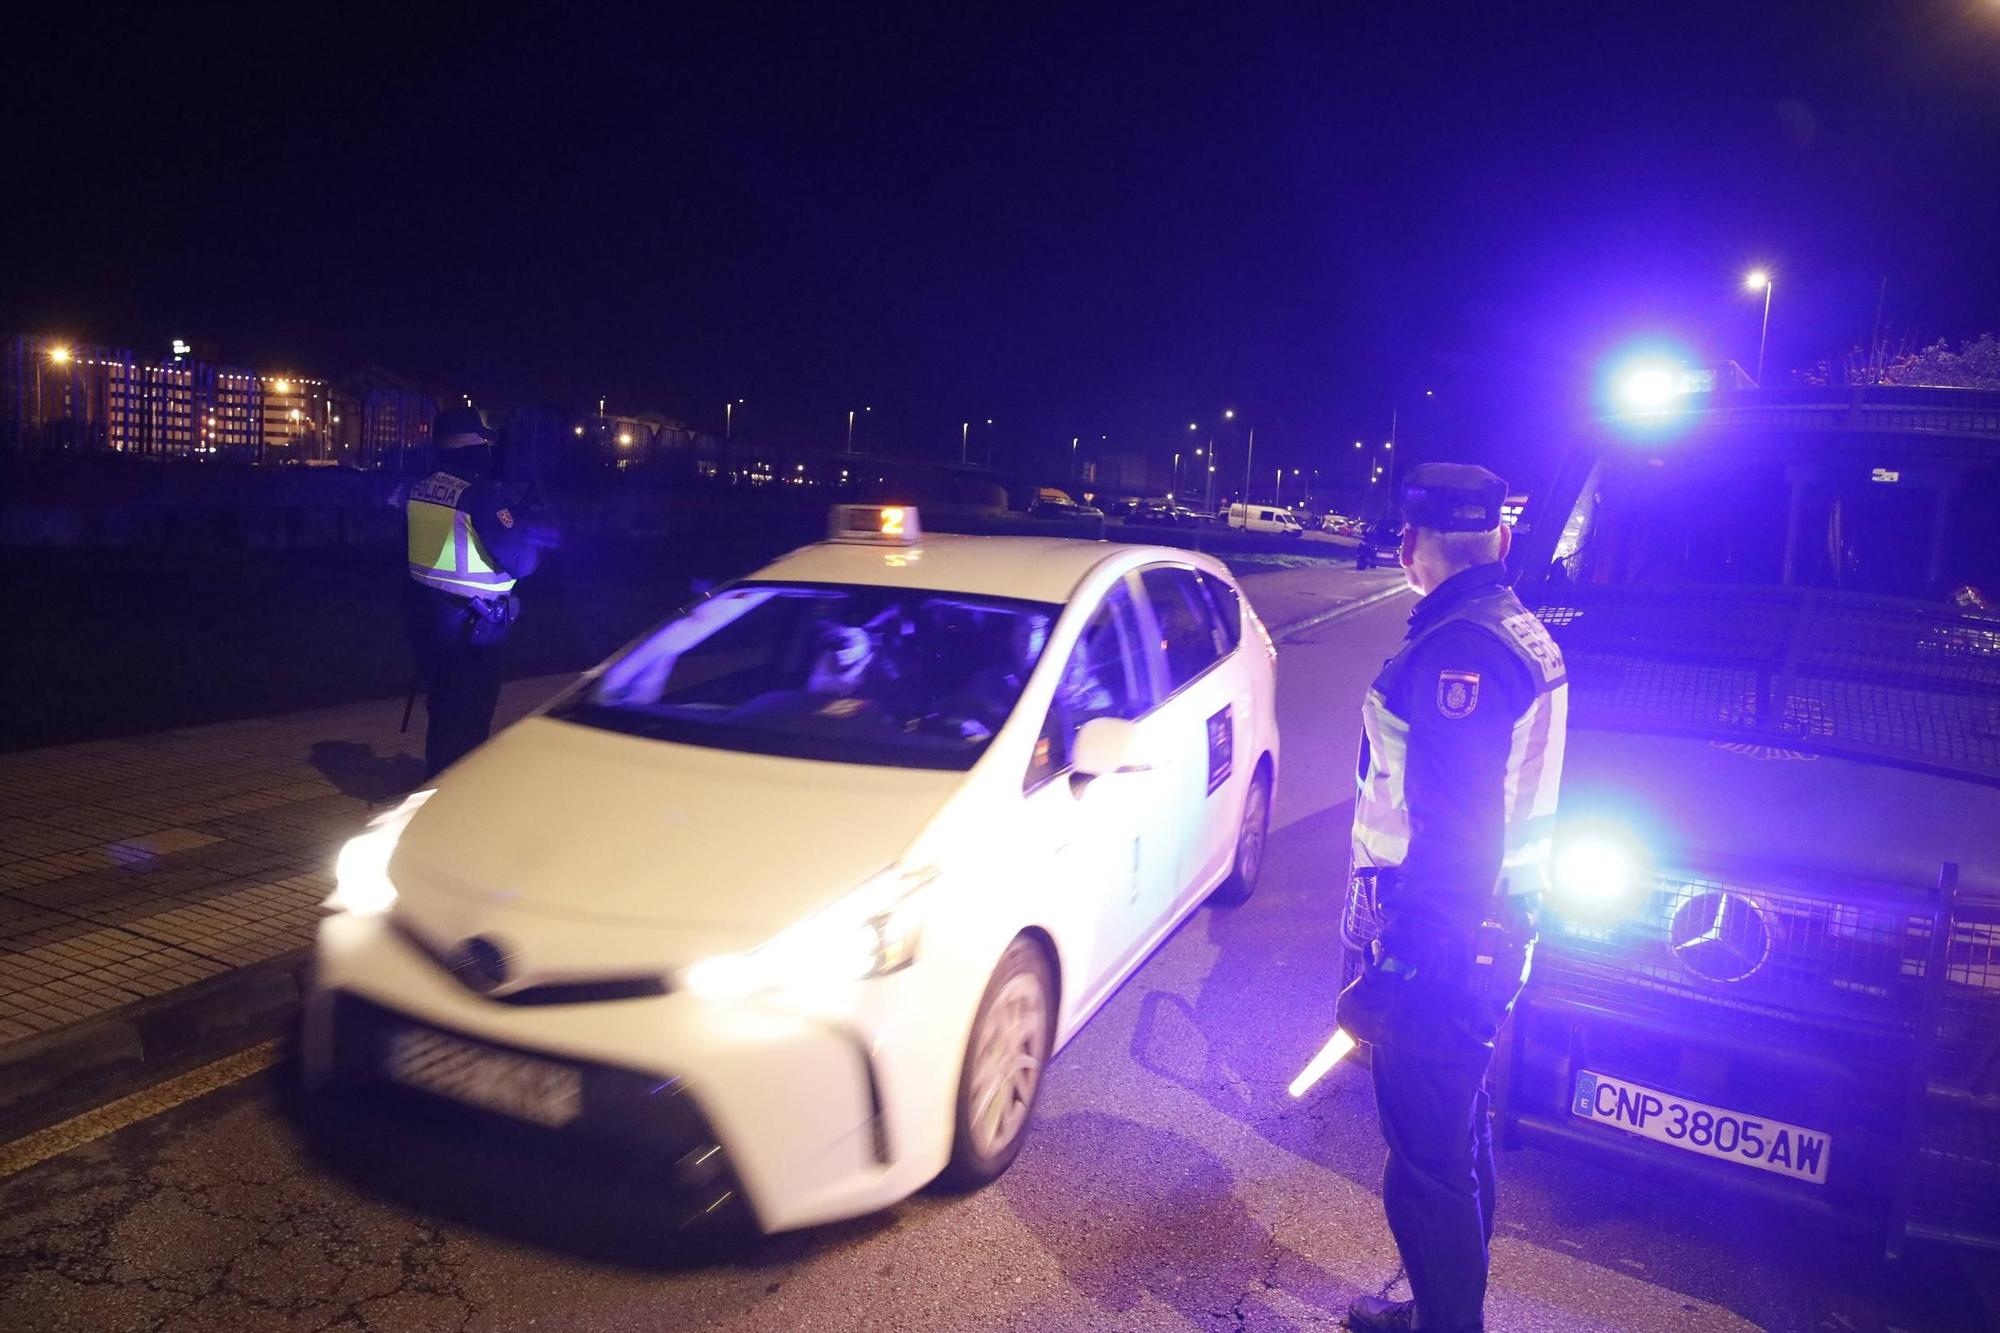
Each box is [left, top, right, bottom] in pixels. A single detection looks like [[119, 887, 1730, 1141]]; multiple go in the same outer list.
[[1269, 581, 1412, 640], [0, 948, 311, 1146]]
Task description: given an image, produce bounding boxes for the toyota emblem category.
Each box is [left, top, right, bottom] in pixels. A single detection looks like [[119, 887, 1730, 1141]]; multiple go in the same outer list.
[[449, 936, 512, 994], [1667, 891, 1771, 984]]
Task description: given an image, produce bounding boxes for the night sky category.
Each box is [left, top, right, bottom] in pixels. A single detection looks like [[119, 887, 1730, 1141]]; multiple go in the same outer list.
[[6, 2, 1998, 485]]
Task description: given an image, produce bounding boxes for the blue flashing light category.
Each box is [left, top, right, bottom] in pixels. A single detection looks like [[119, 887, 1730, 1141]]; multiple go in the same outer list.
[[1617, 364, 1679, 413], [1549, 822, 1650, 923], [1598, 339, 1707, 442]]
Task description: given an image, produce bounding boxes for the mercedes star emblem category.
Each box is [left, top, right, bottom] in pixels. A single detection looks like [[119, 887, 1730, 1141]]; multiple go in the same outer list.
[[1667, 891, 1771, 984]]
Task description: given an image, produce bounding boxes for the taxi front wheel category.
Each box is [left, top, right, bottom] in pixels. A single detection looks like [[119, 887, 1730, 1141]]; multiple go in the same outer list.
[[939, 937, 1055, 1190], [1210, 767, 1271, 907]]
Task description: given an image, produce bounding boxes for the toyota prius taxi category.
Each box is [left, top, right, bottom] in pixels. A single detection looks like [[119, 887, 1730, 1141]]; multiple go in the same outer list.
[[306, 505, 1279, 1231]]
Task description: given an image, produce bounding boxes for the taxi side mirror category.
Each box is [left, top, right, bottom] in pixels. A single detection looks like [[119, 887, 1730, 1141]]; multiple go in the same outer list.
[[1072, 717, 1149, 778]]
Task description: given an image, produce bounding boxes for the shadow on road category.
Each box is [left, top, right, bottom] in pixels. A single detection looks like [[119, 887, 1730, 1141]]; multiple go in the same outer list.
[[1001, 1108, 1364, 1328], [309, 740, 425, 805], [273, 1059, 892, 1277], [1142, 800, 1988, 1332]]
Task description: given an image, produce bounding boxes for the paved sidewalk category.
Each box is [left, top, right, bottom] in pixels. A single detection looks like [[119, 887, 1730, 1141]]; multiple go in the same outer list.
[[0, 678, 564, 1135], [0, 561, 1398, 1138]]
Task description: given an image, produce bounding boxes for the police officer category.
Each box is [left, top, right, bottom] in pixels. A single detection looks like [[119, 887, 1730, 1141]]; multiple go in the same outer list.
[[1340, 463, 1568, 1333], [403, 406, 550, 778]]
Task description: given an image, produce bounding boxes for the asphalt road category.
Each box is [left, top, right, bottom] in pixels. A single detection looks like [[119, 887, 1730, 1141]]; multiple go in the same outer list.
[[1, 593, 1987, 1333]]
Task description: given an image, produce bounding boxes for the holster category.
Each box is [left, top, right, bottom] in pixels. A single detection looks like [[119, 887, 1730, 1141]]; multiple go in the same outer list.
[[1339, 871, 1535, 1056]]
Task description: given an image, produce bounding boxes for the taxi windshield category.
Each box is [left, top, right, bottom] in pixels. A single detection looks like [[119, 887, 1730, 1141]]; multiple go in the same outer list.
[[549, 583, 1058, 769]]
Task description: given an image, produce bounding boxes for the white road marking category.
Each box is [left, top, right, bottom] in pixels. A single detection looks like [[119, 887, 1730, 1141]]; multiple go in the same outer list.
[[0, 1039, 278, 1179]]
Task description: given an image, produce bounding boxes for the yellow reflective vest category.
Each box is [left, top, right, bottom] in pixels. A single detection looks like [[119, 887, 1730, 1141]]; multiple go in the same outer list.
[[405, 471, 517, 598]]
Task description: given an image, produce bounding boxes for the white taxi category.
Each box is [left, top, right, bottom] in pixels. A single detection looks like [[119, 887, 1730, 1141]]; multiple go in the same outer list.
[[305, 505, 1280, 1232]]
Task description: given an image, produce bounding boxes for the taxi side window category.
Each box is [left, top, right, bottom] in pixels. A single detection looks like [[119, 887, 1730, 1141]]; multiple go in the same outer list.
[[1198, 572, 1242, 651], [1140, 566, 1228, 692], [1026, 581, 1149, 789]]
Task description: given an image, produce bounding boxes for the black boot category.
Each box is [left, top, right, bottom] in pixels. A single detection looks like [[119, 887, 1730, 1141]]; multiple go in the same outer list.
[[1345, 1294, 1416, 1332]]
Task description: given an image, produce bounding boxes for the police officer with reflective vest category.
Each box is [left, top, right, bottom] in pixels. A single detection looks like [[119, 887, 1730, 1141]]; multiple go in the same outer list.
[[1340, 463, 1568, 1333], [404, 406, 550, 778]]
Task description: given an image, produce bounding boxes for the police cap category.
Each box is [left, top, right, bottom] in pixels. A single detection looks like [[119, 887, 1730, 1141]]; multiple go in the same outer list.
[[433, 405, 497, 447], [1400, 462, 1508, 533]]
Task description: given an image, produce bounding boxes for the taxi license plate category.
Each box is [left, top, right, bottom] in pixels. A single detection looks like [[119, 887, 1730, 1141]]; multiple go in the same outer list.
[[1571, 1070, 1830, 1185], [385, 1027, 583, 1129]]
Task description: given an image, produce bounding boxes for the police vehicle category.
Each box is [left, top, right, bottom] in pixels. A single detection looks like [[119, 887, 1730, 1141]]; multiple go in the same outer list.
[[307, 505, 1280, 1231], [1344, 377, 2000, 1253]]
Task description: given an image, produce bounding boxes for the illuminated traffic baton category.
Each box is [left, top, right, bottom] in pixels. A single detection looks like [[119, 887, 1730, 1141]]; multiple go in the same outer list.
[[1287, 1028, 1359, 1099]]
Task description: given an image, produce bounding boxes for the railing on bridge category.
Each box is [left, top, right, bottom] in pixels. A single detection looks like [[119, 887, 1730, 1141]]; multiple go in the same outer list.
[[1609, 384, 2000, 440]]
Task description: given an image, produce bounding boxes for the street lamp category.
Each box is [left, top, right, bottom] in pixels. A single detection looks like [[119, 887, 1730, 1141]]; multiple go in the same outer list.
[[47, 345, 71, 365], [1746, 270, 1774, 387], [726, 399, 743, 440], [846, 405, 870, 454], [1071, 435, 1079, 475], [961, 421, 970, 464]]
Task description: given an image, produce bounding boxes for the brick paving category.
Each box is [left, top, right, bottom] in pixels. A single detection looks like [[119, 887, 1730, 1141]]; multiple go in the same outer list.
[[0, 678, 566, 1050]]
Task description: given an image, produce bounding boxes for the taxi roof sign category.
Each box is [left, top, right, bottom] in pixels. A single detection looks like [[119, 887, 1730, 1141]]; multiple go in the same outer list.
[[828, 504, 922, 545]]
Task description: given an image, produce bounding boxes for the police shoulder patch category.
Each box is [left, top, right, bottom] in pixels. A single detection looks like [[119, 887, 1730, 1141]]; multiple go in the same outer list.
[[496, 507, 515, 528], [1437, 669, 1481, 719]]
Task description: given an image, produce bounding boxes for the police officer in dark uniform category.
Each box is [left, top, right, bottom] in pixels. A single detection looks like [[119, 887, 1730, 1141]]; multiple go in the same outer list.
[[1340, 463, 1569, 1333], [403, 406, 552, 778]]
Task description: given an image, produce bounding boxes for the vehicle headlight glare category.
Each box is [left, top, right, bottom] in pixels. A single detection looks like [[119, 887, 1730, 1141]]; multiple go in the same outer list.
[[681, 867, 935, 1001], [324, 789, 434, 917]]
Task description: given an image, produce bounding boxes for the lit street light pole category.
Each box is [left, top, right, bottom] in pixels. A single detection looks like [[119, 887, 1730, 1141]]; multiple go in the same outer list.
[[1071, 436, 1079, 476], [846, 405, 870, 454], [725, 398, 743, 441], [961, 421, 969, 465], [1746, 270, 1774, 386]]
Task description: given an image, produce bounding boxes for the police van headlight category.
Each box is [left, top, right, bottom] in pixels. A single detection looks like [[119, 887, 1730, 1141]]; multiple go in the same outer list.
[[681, 866, 939, 1003], [1550, 824, 1646, 922], [325, 789, 435, 917]]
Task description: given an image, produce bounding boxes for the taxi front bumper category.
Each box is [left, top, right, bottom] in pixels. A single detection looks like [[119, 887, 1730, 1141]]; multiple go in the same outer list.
[[305, 910, 951, 1233]]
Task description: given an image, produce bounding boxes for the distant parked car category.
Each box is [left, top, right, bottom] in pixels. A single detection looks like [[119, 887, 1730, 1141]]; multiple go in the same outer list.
[[1174, 505, 1212, 526], [1102, 497, 1139, 518], [1127, 499, 1179, 527], [1226, 504, 1305, 537], [1029, 497, 1091, 520], [1354, 519, 1404, 569]]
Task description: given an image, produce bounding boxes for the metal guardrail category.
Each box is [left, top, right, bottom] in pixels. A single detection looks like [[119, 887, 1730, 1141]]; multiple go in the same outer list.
[[1603, 385, 2000, 440]]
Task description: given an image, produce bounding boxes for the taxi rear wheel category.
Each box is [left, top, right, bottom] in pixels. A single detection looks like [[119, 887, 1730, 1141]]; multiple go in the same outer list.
[[1210, 766, 1271, 906], [939, 937, 1055, 1190]]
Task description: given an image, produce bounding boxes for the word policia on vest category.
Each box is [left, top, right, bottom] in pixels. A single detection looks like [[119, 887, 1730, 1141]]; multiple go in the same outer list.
[[407, 472, 519, 598]]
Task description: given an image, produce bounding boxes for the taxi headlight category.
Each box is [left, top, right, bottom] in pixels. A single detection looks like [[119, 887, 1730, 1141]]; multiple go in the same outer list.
[[325, 789, 434, 917], [681, 866, 938, 1002]]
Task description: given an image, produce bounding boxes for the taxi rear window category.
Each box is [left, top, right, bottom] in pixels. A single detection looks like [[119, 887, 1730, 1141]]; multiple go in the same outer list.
[[549, 583, 1059, 770]]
